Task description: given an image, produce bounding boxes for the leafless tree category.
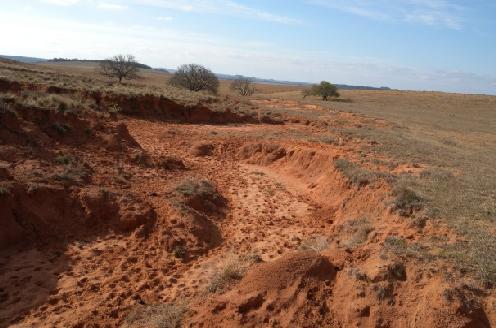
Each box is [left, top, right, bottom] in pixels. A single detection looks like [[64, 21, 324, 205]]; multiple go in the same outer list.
[[169, 64, 219, 94], [99, 54, 140, 83], [230, 76, 255, 96]]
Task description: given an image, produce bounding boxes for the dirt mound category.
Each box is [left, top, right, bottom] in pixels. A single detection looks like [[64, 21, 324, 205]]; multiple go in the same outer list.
[[165, 211, 222, 260], [189, 252, 336, 327], [238, 143, 288, 165], [176, 179, 227, 216], [164, 180, 227, 259], [411, 279, 490, 328], [105, 122, 141, 150], [191, 142, 214, 157], [0, 184, 156, 249]]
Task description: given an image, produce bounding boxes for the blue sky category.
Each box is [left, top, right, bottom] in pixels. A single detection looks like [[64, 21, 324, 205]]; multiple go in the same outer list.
[[1, 0, 495, 94]]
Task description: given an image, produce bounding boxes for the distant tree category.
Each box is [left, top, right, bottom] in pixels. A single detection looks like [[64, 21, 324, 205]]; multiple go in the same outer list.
[[302, 81, 340, 101], [99, 54, 140, 83], [302, 84, 320, 98], [169, 64, 219, 95], [230, 76, 256, 96]]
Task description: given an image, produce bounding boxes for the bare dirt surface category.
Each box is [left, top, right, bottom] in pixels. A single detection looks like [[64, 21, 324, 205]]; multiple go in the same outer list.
[[1, 63, 495, 327]]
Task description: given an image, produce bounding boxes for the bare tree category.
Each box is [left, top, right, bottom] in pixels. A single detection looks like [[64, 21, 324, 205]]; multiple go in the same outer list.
[[99, 54, 140, 83], [169, 64, 219, 94], [230, 76, 255, 96]]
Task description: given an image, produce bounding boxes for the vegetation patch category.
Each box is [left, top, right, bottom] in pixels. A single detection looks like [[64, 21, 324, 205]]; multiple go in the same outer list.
[[341, 217, 374, 250], [298, 235, 329, 252], [52, 122, 71, 135], [172, 245, 187, 259], [54, 163, 89, 183], [207, 260, 245, 293], [176, 180, 216, 197], [0, 186, 11, 197], [125, 303, 186, 328], [54, 153, 74, 165], [334, 158, 388, 187], [207, 254, 261, 293], [382, 236, 429, 261], [440, 228, 496, 284], [391, 185, 423, 216]]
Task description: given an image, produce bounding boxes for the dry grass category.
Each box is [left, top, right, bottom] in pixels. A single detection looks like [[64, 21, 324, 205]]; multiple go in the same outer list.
[[298, 235, 329, 252], [207, 257, 246, 293], [0, 186, 11, 197], [269, 89, 496, 282], [125, 303, 186, 328], [39, 61, 303, 96], [206, 254, 261, 293], [340, 217, 374, 250], [0, 61, 213, 106]]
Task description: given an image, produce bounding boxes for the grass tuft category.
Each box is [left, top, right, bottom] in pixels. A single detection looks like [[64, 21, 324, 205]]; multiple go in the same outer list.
[[52, 122, 71, 135], [125, 303, 186, 328], [391, 185, 423, 216], [0, 186, 11, 197], [299, 235, 329, 252], [341, 217, 374, 250]]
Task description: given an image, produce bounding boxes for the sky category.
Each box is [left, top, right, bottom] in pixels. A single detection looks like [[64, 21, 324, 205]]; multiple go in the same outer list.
[[1, 0, 496, 94]]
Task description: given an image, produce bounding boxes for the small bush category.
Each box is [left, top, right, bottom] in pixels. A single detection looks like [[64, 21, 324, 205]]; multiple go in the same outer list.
[[206, 254, 260, 293], [54, 163, 89, 183], [230, 76, 255, 96], [125, 303, 185, 328], [334, 158, 378, 187], [341, 217, 374, 249], [207, 260, 244, 293], [108, 104, 121, 113], [0, 186, 11, 197], [54, 154, 74, 165], [384, 236, 407, 254], [52, 122, 71, 135], [56, 100, 69, 112], [176, 180, 215, 197], [299, 235, 329, 252], [392, 186, 423, 216], [172, 245, 187, 259]]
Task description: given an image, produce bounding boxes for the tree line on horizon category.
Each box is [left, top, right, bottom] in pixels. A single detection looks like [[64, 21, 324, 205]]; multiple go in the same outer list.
[[99, 54, 339, 100]]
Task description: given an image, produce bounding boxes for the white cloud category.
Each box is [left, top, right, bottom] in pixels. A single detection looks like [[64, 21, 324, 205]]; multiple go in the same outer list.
[[156, 16, 173, 21], [97, 2, 128, 10], [306, 0, 464, 29], [132, 0, 302, 24], [41, 0, 80, 5]]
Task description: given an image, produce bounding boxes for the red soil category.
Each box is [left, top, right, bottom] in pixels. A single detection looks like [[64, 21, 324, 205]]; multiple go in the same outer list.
[[0, 91, 494, 327]]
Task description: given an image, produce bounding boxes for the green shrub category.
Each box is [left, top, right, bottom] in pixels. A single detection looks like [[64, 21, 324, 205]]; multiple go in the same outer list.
[[54, 154, 74, 165], [0, 186, 11, 197], [302, 81, 340, 101], [52, 122, 71, 135]]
